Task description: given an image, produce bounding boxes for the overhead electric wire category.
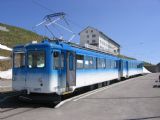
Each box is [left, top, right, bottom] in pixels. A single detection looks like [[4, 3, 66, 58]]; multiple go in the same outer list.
[[50, 24, 64, 38], [32, 0, 53, 12], [31, 0, 82, 41]]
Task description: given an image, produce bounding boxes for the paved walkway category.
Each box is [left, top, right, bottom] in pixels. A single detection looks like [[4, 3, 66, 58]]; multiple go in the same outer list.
[[1, 73, 160, 120]]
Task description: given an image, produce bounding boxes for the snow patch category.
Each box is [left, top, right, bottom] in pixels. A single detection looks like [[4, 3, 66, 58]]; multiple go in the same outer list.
[[0, 26, 9, 32], [143, 67, 151, 73], [0, 56, 11, 61], [0, 44, 12, 51], [0, 69, 12, 79]]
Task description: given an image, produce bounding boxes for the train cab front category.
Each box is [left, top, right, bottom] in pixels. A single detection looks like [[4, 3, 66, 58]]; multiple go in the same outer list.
[[13, 42, 57, 94]]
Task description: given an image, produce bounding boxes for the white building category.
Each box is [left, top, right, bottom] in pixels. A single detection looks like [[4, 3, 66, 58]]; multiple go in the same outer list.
[[79, 26, 120, 55]]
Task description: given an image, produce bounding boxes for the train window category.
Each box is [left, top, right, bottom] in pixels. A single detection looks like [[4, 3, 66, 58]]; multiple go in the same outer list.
[[97, 58, 106, 69], [53, 51, 64, 69], [110, 60, 116, 69], [53, 51, 60, 69], [114, 61, 117, 68], [76, 54, 84, 69], [28, 51, 45, 68], [84, 56, 94, 69], [106, 59, 111, 69], [14, 52, 25, 68], [110, 60, 113, 68], [84, 56, 90, 69], [93, 57, 97, 69], [102, 59, 106, 68]]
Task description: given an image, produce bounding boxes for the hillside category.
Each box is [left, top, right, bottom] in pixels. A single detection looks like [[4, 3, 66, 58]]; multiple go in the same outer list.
[[0, 23, 43, 70], [0, 23, 43, 56], [118, 54, 136, 60]]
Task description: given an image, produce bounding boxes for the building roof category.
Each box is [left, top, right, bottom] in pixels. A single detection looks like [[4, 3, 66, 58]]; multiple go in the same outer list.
[[79, 26, 120, 47], [98, 31, 120, 47]]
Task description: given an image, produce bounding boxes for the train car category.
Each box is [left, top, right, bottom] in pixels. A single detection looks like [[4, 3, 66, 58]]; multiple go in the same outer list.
[[118, 59, 143, 79], [12, 39, 143, 103]]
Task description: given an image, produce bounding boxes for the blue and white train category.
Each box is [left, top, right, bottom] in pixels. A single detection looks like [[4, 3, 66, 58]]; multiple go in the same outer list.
[[12, 39, 143, 102]]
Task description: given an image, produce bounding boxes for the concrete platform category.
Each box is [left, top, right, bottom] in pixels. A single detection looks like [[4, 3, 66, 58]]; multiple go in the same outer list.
[[1, 73, 160, 120]]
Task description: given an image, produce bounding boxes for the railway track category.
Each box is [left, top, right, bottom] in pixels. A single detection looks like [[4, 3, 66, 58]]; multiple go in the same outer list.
[[0, 93, 54, 115], [0, 91, 43, 119], [0, 106, 39, 119]]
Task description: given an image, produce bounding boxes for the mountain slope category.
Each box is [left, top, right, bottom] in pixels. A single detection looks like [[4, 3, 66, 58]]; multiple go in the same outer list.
[[0, 23, 43, 57], [0, 23, 43, 70]]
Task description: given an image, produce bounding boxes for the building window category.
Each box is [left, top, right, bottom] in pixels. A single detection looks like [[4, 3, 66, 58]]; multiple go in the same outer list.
[[92, 34, 96, 37], [86, 30, 88, 33], [92, 40, 96, 43], [87, 35, 89, 38], [91, 30, 93, 32], [87, 40, 89, 43]]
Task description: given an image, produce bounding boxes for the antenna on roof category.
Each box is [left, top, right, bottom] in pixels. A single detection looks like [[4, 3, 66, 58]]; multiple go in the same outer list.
[[34, 12, 76, 41]]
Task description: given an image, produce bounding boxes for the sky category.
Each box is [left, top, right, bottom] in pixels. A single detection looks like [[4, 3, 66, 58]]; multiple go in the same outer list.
[[0, 0, 160, 64]]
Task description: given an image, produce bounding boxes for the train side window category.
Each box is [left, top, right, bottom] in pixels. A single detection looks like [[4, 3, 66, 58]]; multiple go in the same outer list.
[[53, 51, 60, 69], [93, 57, 97, 69], [14, 52, 25, 68], [110, 60, 116, 69], [106, 59, 110, 69], [97, 58, 101, 69], [84, 56, 90, 69], [85, 56, 94, 69], [102, 59, 106, 68], [89, 57, 94, 69], [110, 60, 113, 68], [114, 61, 117, 68], [76, 54, 84, 69], [97, 58, 106, 69]]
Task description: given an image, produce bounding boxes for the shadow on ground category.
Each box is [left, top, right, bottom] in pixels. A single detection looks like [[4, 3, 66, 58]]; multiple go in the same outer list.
[[0, 91, 56, 110]]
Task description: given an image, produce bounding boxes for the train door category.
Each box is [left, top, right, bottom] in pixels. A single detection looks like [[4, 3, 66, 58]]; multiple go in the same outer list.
[[25, 50, 46, 92], [53, 50, 66, 90], [66, 51, 76, 91], [12, 50, 26, 90], [126, 61, 129, 77], [118, 60, 123, 80]]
